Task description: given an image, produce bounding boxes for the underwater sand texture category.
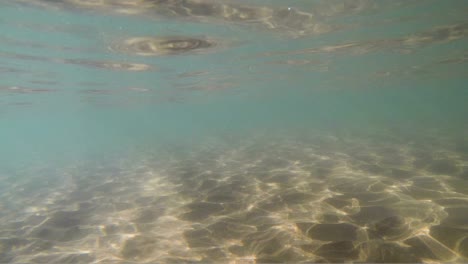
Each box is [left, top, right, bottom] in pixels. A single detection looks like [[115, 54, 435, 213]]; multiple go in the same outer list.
[[1, 133, 467, 263]]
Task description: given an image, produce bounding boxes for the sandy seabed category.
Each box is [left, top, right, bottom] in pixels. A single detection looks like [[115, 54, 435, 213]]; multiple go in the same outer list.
[[1, 132, 467, 263]]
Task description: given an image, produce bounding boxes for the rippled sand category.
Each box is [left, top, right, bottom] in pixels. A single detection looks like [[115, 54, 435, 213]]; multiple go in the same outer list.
[[1, 132, 467, 263]]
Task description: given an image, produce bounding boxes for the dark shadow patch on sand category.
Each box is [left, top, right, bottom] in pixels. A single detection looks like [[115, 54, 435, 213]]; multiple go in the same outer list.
[[351, 206, 398, 225], [179, 202, 225, 221], [365, 241, 421, 263], [183, 228, 217, 248], [314, 241, 360, 262], [428, 159, 460, 175], [120, 236, 158, 261], [307, 223, 360, 242], [30, 253, 95, 264]]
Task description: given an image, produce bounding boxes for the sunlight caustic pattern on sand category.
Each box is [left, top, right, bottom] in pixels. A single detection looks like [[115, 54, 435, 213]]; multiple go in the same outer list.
[[1, 133, 467, 263]]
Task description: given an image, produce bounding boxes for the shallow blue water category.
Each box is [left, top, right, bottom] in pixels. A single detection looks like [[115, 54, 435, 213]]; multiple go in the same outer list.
[[0, 1, 467, 263]]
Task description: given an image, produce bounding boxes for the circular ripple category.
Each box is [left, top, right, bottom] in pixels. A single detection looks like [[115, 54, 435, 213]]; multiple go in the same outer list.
[[112, 36, 215, 56]]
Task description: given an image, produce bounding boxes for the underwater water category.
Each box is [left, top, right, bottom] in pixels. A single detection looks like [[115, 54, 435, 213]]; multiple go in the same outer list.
[[0, 0, 467, 263]]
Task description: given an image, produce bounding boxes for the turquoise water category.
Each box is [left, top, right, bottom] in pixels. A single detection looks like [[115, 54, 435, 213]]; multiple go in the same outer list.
[[1, 1, 467, 263]]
